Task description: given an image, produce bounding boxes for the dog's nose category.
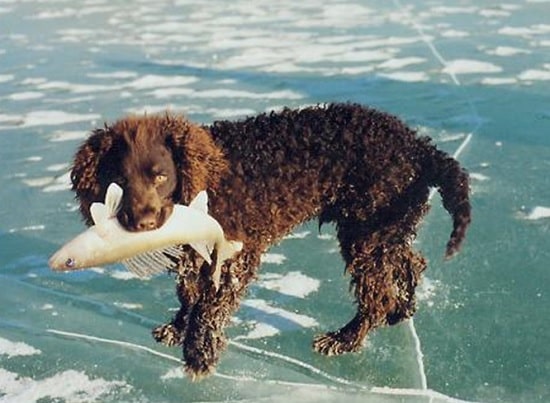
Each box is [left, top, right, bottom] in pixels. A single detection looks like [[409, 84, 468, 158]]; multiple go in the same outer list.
[[136, 215, 158, 231]]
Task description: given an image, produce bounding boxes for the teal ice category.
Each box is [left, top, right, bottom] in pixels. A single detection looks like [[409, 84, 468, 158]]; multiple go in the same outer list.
[[0, 1, 549, 402]]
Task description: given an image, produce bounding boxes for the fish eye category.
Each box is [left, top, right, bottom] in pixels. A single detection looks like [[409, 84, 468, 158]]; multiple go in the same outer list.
[[65, 258, 76, 268]]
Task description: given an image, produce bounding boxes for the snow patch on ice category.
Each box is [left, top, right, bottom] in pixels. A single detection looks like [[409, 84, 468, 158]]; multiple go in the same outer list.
[[237, 299, 318, 340], [430, 6, 478, 15], [486, 46, 531, 56], [441, 30, 469, 38], [124, 104, 187, 115], [0, 368, 130, 402], [127, 74, 198, 90], [50, 130, 88, 142], [242, 299, 318, 328], [261, 253, 287, 265], [161, 367, 184, 380], [379, 71, 429, 82], [258, 272, 320, 298], [87, 71, 138, 79], [479, 9, 512, 18], [0, 74, 14, 83], [113, 302, 143, 310], [284, 230, 311, 240], [110, 270, 142, 281], [524, 206, 550, 220], [377, 57, 426, 70], [470, 173, 490, 181], [442, 59, 502, 75], [209, 108, 257, 118], [22, 177, 54, 187], [0, 110, 100, 128], [236, 321, 280, 340], [498, 25, 550, 37], [0, 337, 41, 358], [25, 156, 43, 162], [42, 171, 72, 192], [7, 91, 45, 101], [481, 77, 518, 85], [518, 69, 550, 81], [416, 278, 440, 308], [46, 163, 70, 172], [8, 225, 45, 233]]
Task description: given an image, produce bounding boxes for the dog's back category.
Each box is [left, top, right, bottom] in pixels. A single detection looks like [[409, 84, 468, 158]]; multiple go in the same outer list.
[[208, 103, 470, 255]]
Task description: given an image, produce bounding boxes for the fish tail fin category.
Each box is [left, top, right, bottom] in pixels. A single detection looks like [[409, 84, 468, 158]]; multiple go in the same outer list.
[[218, 240, 243, 262], [211, 240, 243, 291]]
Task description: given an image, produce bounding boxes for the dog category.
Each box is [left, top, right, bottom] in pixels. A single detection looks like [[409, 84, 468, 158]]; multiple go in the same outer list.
[[70, 103, 471, 379]]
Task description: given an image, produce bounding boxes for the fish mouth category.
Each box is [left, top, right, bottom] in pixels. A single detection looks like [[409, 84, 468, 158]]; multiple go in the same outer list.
[[48, 250, 77, 271], [48, 251, 64, 271]]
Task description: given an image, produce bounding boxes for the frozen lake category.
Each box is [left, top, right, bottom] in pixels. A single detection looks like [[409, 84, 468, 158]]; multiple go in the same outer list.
[[1, 0, 549, 401]]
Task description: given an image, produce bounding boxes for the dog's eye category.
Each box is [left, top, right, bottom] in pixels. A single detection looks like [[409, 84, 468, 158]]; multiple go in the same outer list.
[[154, 174, 168, 185]]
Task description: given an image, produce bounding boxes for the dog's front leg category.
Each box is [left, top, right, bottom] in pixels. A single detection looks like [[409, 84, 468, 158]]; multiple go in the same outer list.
[[182, 296, 229, 380], [182, 251, 259, 380], [152, 249, 204, 347], [152, 273, 201, 347]]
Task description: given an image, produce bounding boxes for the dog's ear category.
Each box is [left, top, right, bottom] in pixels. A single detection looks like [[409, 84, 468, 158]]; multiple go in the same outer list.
[[71, 127, 117, 225], [163, 115, 227, 204]]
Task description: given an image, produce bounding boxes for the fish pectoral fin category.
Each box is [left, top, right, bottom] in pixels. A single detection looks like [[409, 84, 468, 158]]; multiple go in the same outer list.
[[105, 183, 123, 217], [189, 242, 213, 264], [188, 190, 208, 213], [90, 202, 109, 225], [122, 246, 181, 278]]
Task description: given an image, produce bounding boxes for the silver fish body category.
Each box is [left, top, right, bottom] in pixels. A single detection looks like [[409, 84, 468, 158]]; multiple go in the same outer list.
[[49, 184, 242, 289]]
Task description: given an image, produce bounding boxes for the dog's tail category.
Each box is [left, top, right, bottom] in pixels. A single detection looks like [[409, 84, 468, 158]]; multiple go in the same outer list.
[[423, 144, 471, 258]]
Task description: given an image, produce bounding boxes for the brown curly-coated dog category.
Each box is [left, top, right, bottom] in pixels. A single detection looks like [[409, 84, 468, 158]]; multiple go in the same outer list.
[[70, 103, 471, 379]]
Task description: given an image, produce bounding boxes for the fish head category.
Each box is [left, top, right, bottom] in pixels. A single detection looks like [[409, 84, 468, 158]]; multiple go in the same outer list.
[[48, 230, 104, 271], [48, 250, 82, 271]]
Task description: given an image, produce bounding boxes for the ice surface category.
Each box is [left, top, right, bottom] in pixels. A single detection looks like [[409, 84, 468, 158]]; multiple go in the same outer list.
[[1, 0, 549, 401]]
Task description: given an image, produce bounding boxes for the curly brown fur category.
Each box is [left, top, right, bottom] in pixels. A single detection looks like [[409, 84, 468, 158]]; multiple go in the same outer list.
[[70, 103, 471, 379]]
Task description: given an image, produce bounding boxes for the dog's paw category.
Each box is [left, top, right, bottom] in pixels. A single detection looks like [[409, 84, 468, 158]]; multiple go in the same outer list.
[[184, 360, 215, 382], [312, 332, 363, 356], [152, 323, 182, 347], [183, 328, 227, 381], [183, 346, 219, 381]]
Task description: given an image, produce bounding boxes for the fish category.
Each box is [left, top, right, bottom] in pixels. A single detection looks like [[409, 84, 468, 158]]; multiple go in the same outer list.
[[48, 183, 242, 290]]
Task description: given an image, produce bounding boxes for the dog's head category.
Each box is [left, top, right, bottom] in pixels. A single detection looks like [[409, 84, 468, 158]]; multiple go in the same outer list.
[[71, 114, 227, 231]]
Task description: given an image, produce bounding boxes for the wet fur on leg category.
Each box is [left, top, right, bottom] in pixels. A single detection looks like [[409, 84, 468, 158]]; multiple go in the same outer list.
[[312, 181, 431, 355]]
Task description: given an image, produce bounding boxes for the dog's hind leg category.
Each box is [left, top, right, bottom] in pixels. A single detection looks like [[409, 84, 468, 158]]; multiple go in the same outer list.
[[313, 194, 429, 355]]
